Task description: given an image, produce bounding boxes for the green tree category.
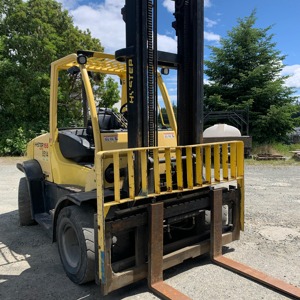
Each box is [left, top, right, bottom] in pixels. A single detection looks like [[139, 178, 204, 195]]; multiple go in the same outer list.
[[204, 11, 297, 143], [292, 100, 300, 126], [0, 0, 108, 155], [98, 77, 120, 108]]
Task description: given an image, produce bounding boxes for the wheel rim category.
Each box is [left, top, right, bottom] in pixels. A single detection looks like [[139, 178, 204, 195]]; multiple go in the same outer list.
[[62, 224, 80, 269]]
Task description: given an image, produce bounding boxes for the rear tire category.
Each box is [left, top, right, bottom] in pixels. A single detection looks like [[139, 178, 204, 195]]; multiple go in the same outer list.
[[57, 205, 95, 284], [18, 177, 36, 226]]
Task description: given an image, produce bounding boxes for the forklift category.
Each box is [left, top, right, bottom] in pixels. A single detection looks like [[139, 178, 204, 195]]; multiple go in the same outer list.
[[17, 1, 300, 299]]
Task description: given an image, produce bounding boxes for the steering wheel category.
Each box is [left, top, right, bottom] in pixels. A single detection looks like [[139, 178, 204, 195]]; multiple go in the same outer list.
[[120, 102, 128, 114]]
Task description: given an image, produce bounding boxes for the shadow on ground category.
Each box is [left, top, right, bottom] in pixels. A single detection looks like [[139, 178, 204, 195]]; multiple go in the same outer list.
[[0, 210, 215, 300]]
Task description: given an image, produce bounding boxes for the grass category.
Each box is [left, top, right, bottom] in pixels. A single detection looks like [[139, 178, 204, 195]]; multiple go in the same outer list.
[[251, 142, 300, 156], [246, 142, 300, 165], [245, 157, 300, 166]]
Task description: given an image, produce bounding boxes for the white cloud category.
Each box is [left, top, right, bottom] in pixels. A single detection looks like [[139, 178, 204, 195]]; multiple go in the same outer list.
[[158, 34, 177, 53], [58, 0, 77, 10], [60, 0, 217, 54], [163, 0, 212, 13], [71, 5, 178, 53], [162, 1, 219, 43], [68, 1, 178, 54], [68, 1, 125, 53], [204, 31, 221, 42], [205, 0, 212, 7], [282, 65, 300, 88], [205, 17, 217, 28], [162, 0, 174, 13]]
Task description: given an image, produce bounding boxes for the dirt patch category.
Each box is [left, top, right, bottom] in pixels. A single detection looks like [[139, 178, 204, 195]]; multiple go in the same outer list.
[[259, 226, 300, 241]]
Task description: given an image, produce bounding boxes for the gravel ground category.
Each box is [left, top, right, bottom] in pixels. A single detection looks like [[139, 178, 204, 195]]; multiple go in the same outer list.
[[0, 157, 299, 300]]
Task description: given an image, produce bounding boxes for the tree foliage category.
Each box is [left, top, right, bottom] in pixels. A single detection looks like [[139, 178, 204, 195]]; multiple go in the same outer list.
[[98, 77, 120, 108], [204, 11, 298, 143], [0, 0, 118, 155]]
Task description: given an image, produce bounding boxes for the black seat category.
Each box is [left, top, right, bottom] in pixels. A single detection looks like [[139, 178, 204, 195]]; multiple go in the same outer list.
[[59, 131, 94, 163], [98, 111, 112, 130], [98, 108, 122, 130]]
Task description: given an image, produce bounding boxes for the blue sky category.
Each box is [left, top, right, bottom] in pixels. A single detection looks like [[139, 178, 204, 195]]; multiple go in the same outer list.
[[58, 0, 300, 103]]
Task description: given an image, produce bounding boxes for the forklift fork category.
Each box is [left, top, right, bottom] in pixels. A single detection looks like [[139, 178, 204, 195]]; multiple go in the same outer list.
[[148, 202, 191, 300], [147, 190, 300, 300], [211, 189, 300, 300]]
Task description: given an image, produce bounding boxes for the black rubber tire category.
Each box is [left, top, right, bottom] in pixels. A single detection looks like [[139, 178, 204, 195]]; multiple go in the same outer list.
[[56, 205, 95, 284], [18, 177, 36, 226]]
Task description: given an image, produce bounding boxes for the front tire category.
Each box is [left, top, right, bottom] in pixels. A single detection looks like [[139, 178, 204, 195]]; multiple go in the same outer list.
[[18, 177, 36, 226], [57, 205, 95, 284]]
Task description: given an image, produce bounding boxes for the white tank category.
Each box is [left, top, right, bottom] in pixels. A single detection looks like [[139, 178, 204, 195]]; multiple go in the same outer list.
[[203, 124, 241, 137]]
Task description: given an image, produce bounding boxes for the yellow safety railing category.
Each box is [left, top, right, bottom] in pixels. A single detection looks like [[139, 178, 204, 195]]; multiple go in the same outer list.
[[95, 141, 245, 281], [96, 141, 244, 208]]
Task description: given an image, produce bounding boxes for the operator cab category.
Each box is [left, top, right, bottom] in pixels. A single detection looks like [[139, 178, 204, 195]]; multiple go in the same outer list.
[[53, 53, 176, 165]]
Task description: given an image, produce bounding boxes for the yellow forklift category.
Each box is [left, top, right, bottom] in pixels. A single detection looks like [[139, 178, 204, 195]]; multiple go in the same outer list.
[[17, 1, 300, 299]]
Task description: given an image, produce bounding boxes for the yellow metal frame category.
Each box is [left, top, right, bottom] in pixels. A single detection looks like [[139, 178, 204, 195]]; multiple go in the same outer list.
[[42, 51, 247, 289], [47, 52, 178, 186], [96, 141, 245, 281], [49, 52, 127, 147], [157, 72, 177, 135], [47, 52, 128, 185], [97, 141, 244, 206]]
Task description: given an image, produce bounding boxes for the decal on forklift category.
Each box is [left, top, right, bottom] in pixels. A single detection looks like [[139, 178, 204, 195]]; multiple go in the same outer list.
[[127, 59, 134, 104], [164, 133, 175, 139], [104, 135, 118, 142], [34, 142, 49, 149], [34, 142, 49, 161], [42, 150, 48, 158], [35, 142, 43, 148]]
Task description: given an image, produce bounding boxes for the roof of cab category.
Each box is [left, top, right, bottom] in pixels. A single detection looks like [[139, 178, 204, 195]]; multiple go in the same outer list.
[[53, 51, 126, 76]]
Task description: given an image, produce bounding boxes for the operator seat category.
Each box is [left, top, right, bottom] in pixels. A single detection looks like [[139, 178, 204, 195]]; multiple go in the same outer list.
[[98, 108, 122, 130], [58, 131, 94, 163]]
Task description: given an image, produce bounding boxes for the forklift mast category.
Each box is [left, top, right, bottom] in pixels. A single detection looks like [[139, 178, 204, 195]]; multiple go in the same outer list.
[[115, 0, 204, 148]]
